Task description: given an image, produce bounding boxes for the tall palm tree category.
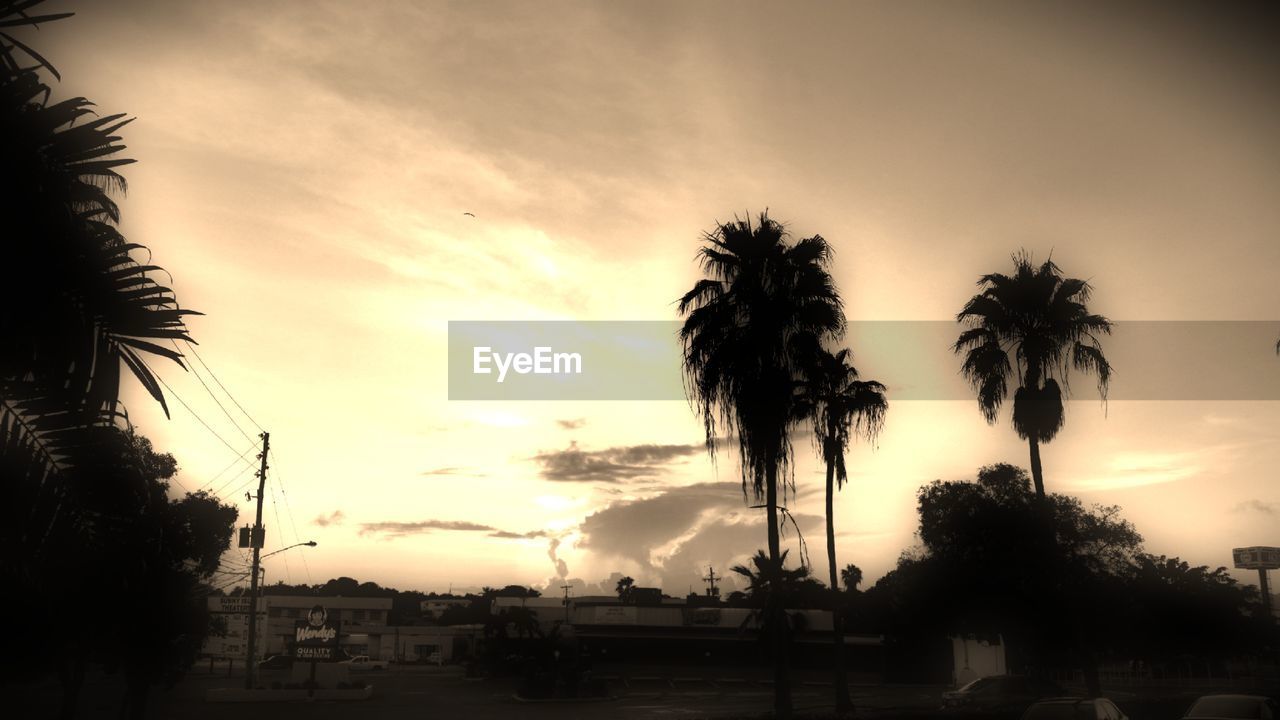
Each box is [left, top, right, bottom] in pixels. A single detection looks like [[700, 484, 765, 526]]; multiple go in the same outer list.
[[795, 344, 886, 714], [1, 3, 196, 515], [953, 252, 1112, 499], [679, 211, 844, 718], [953, 251, 1111, 698]]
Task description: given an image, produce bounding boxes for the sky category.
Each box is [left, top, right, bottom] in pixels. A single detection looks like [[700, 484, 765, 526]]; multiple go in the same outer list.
[[30, 0, 1280, 596]]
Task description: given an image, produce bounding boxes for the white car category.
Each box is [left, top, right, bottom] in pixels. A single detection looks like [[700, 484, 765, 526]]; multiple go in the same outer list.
[[1183, 695, 1278, 720], [340, 655, 388, 671]]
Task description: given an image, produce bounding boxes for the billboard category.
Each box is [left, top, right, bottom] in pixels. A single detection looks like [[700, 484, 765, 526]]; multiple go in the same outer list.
[[292, 605, 342, 661], [1232, 546, 1280, 570]]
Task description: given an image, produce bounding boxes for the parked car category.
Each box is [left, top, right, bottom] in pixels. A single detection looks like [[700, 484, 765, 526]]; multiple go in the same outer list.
[[1182, 694, 1278, 720], [1021, 697, 1129, 720], [339, 655, 389, 671], [942, 675, 1067, 718], [257, 654, 293, 670]]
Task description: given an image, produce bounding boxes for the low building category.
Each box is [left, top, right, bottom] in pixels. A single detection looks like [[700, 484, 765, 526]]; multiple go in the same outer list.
[[489, 594, 884, 676], [203, 594, 483, 664]]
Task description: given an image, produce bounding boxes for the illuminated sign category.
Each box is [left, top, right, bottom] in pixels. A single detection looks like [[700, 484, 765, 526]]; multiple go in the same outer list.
[[292, 605, 341, 661]]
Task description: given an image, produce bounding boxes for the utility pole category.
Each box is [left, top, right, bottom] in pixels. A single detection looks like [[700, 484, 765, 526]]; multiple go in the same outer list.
[[703, 566, 720, 598], [244, 432, 269, 689], [560, 584, 572, 623]]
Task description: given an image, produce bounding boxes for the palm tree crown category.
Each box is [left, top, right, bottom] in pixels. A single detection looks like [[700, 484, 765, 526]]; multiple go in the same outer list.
[[678, 212, 844, 536], [953, 251, 1112, 496], [794, 344, 887, 491]]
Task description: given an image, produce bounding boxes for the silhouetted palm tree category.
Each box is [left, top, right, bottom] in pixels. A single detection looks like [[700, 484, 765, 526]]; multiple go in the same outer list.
[[840, 563, 862, 592], [794, 344, 886, 713], [953, 252, 1112, 698], [731, 550, 813, 647], [614, 576, 634, 603], [953, 252, 1111, 499], [679, 211, 844, 718], [1, 4, 196, 480], [678, 212, 844, 559]]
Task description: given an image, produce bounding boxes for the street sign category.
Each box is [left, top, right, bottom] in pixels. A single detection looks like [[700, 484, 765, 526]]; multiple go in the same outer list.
[[1232, 546, 1280, 570]]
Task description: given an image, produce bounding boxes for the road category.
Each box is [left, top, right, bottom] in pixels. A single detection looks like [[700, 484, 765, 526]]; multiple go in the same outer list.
[[15, 664, 1272, 720]]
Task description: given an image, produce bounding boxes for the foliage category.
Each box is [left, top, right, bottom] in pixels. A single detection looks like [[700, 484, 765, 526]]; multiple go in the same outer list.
[[840, 563, 862, 592], [953, 252, 1111, 498], [615, 575, 635, 603], [731, 550, 826, 638], [3, 428, 237, 718], [678, 212, 845, 552], [865, 464, 1273, 673], [793, 342, 887, 492], [0, 1, 198, 489]]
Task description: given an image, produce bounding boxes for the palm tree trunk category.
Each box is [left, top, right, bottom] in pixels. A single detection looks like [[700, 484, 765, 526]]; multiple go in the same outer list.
[[1027, 436, 1046, 499], [764, 462, 791, 718], [765, 464, 781, 562], [1028, 436, 1103, 698], [825, 457, 854, 714]]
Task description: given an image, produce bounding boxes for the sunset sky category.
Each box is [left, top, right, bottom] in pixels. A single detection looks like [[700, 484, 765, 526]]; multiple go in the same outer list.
[[35, 1, 1280, 596]]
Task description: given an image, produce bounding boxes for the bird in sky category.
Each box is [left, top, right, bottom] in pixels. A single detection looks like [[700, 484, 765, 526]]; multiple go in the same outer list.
[[463, 212, 475, 217]]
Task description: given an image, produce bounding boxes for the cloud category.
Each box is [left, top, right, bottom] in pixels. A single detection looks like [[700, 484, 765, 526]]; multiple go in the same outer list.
[[575, 481, 822, 592], [421, 466, 486, 477], [313, 510, 345, 527], [556, 418, 586, 430], [359, 520, 496, 537], [488, 529, 549, 539], [533, 441, 703, 483], [1064, 450, 1202, 491], [1232, 499, 1278, 516], [357, 518, 554, 541]]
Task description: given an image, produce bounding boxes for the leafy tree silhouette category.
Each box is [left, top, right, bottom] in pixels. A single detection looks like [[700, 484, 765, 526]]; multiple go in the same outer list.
[[679, 211, 844, 718], [19, 429, 237, 719], [793, 340, 886, 713]]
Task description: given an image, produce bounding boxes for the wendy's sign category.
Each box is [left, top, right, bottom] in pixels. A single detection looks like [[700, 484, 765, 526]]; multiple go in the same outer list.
[[292, 605, 341, 661]]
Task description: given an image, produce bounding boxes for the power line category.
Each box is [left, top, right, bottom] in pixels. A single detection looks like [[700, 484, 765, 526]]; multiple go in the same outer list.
[[183, 340, 264, 432], [211, 462, 259, 501], [268, 482, 292, 584], [201, 442, 261, 493], [142, 357, 251, 464], [174, 340, 257, 447], [175, 344, 310, 588], [226, 469, 263, 503], [268, 452, 311, 585]]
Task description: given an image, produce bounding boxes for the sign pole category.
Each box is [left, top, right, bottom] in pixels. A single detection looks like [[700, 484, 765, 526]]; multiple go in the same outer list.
[[1260, 568, 1273, 619]]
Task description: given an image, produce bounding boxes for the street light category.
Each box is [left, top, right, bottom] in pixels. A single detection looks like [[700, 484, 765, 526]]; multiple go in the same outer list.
[[261, 540, 317, 559], [245, 540, 318, 687]]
